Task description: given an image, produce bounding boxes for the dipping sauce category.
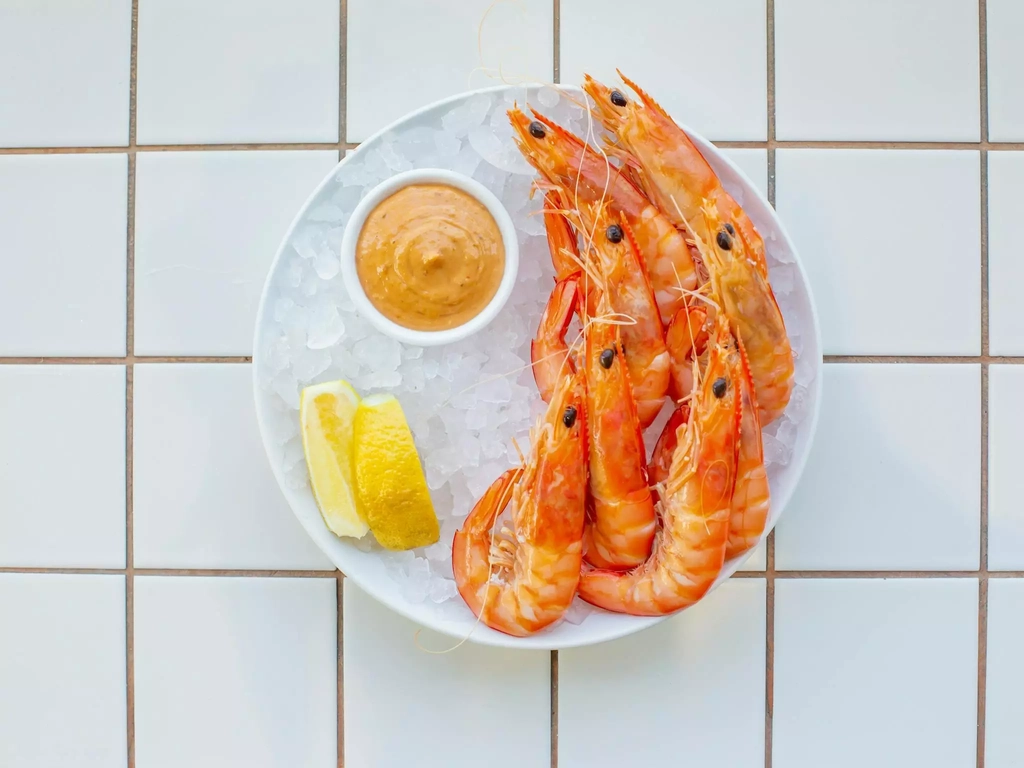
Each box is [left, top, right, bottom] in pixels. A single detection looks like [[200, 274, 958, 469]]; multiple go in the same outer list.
[[355, 184, 506, 331]]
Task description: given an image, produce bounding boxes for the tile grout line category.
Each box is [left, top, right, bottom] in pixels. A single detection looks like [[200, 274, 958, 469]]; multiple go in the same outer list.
[[125, 2, 139, 766], [339, 0, 348, 149], [764, 1, 776, 765], [977, 2, 989, 765], [552, 0, 560, 85], [0, 356, 253, 365], [337, 573, 345, 768], [550, 649, 559, 768]]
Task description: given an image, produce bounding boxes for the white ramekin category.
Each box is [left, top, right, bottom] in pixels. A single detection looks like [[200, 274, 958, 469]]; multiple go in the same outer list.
[[338, 168, 520, 347]]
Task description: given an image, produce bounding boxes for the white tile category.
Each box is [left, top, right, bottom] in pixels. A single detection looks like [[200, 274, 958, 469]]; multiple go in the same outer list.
[[133, 364, 332, 569], [347, 0, 553, 142], [776, 150, 980, 355], [0, 1, 130, 147], [0, 154, 127, 356], [134, 150, 337, 355], [559, 580, 765, 766], [136, 0, 339, 144], [775, 0, 980, 140], [134, 576, 336, 768], [774, 578, 978, 768], [988, 0, 1024, 140], [561, 0, 766, 141], [721, 147, 768, 199], [738, 540, 767, 571], [987, 366, 1024, 569], [344, 580, 549, 768], [776, 365, 980, 570], [988, 152, 1024, 355], [0, 367, 125, 568], [0, 574, 126, 768], [985, 579, 1024, 767]]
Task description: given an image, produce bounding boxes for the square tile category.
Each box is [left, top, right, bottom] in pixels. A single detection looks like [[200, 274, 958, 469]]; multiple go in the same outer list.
[[0, 1, 130, 147], [559, 580, 765, 766], [988, 152, 1024, 355], [774, 578, 978, 768], [776, 150, 980, 355], [721, 147, 768, 199], [347, 0, 553, 142], [775, 0, 980, 140], [0, 154, 127, 356], [987, 0, 1024, 141], [344, 580, 549, 768], [561, 0, 766, 140], [136, 0, 339, 144], [776, 365, 981, 570], [0, 574, 126, 767], [987, 366, 1024, 569], [133, 364, 332, 569], [985, 579, 1024, 767], [0, 366, 125, 568], [134, 576, 337, 768], [134, 150, 338, 355]]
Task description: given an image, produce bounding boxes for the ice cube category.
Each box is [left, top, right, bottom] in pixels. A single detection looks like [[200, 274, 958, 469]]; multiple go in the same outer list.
[[464, 93, 493, 127], [429, 578, 459, 604], [536, 86, 560, 108], [441, 104, 475, 138], [293, 347, 332, 381], [313, 247, 340, 280], [353, 335, 401, 371], [433, 129, 461, 158], [306, 299, 345, 350]]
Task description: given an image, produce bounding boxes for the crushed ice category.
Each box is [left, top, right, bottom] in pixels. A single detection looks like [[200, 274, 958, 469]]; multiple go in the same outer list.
[[256, 86, 816, 630]]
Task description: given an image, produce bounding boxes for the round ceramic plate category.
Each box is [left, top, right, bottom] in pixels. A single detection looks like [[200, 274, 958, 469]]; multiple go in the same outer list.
[[253, 84, 822, 650]]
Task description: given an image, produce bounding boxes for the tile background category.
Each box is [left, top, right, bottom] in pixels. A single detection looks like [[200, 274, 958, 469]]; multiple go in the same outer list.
[[0, 1, 1008, 766]]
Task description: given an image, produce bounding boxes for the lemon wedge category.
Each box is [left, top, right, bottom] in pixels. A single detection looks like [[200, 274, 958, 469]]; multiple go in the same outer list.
[[353, 394, 440, 550], [300, 380, 369, 539]]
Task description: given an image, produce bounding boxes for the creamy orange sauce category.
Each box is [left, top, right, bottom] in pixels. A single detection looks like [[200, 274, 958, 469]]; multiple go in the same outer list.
[[355, 184, 505, 331]]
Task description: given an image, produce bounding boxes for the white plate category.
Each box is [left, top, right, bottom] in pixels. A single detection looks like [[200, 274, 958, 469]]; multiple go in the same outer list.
[[253, 84, 822, 650]]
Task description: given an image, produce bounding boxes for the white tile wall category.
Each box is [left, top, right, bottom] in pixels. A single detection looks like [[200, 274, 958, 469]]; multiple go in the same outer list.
[[0, 154, 127, 356], [134, 150, 339, 356], [133, 576, 337, 768], [987, 365, 1024, 570], [0, 574, 127, 768], [773, 578, 978, 767], [0, 366, 126, 568], [560, 0, 766, 141], [133, 364, 333, 569], [987, 0, 1024, 141], [137, 0, 340, 144], [775, 0, 980, 140], [988, 152, 1024, 355], [985, 579, 1024, 768]]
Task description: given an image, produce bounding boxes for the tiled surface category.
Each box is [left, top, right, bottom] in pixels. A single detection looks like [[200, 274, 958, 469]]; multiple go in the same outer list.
[[560, 0, 766, 141], [987, 0, 1024, 141], [776, 149, 981, 356], [0, 574, 127, 768], [988, 366, 1024, 570], [134, 151, 338, 355], [346, 0, 553, 142], [133, 576, 337, 768], [988, 151, 1024, 355], [0, 367, 126, 568], [985, 579, 1024, 767], [133, 364, 332, 569], [343, 581, 550, 768], [774, 579, 979, 767], [0, 154, 127, 356], [776, 364, 981, 570], [559, 580, 766, 766], [0, 0, 131, 147], [136, 0, 340, 144], [775, 0, 980, 140], [0, 2, 1003, 766]]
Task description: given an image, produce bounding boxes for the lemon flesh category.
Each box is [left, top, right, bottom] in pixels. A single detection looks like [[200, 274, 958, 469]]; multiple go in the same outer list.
[[300, 380, 369, 539], [353, 394, 440, 550]]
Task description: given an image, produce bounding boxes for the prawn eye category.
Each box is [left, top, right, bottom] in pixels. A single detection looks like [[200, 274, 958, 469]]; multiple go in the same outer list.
[[600, 348, 615, 368], [605, 224, 623, 243], [528, 121, 546, 139], [716, 230, 733, 250], [610, 89, 628, 107], [562, 405, 578, 428], [712, 377, 728, 398], [724, 222, 736, 236]]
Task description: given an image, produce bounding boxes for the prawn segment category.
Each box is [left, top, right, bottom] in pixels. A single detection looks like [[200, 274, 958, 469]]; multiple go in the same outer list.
[[452, 370, 588, 637], [531, 273, 580, 403], [543, 190, 582, 280], [577, 315, 741, 616], [648, 402, 690, 496], [665, 304, 709, 401], [508, 107, 697, 323], [581, 293, 657, 569]]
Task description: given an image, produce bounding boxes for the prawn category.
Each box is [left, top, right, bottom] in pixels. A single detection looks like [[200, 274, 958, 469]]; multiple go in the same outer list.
[[452, 369, 588, 637]]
